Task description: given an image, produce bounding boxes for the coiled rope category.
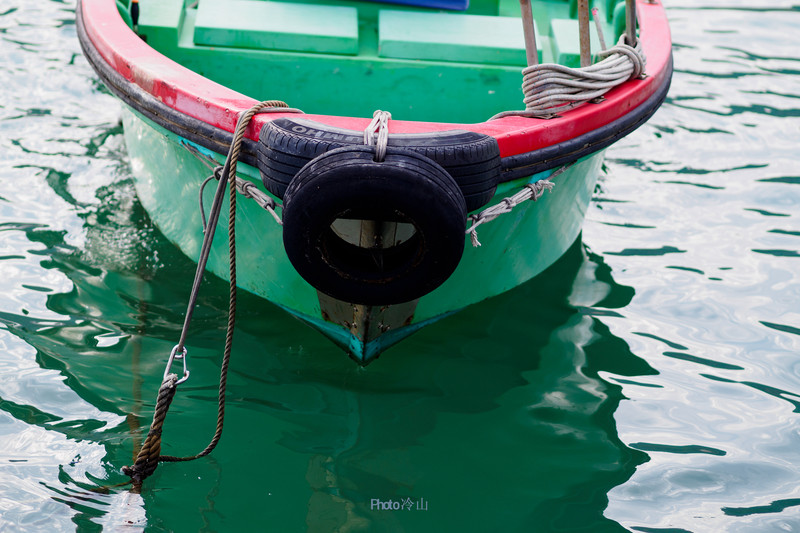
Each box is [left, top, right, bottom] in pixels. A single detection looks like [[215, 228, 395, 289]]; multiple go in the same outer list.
[[492, 36, 645, 120], [493, 0, 646, 120]]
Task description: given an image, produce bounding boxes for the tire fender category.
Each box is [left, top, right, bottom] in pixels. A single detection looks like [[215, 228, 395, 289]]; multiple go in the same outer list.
[[282, 146, 467, 305], [258, 117, 500, 211]]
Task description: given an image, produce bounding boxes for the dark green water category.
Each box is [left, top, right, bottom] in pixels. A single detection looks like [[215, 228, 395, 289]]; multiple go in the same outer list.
[[1, 1, 799, 531]]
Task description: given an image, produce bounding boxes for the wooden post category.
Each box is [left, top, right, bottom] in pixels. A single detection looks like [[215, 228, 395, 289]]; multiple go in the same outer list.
[[625, 0, 638, 46], [519, 0, 538, 66], [578, 0, 590, 67]]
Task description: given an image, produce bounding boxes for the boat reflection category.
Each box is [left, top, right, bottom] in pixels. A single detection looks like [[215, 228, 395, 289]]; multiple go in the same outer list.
[[222, 238, 658, 531]]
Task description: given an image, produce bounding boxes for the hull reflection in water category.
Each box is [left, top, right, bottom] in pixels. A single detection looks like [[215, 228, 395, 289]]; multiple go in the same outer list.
[[34, 224, 656, 530]]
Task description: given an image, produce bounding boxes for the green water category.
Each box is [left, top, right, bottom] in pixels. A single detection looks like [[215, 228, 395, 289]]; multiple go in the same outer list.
[[1, 1, 799, 531]]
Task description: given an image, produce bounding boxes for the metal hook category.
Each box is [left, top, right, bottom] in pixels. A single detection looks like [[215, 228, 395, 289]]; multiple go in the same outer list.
[[164, 344, 190, 385]]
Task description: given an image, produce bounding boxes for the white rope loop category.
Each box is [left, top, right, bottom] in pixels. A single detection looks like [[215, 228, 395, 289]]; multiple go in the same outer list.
[[364, 110, 392, 162]]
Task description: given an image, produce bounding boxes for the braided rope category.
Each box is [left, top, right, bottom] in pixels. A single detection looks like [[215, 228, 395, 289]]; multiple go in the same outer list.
[[123, 100, 289, 489], [122, 374, 179, 487], [182, 100, 289, 460], [465, 164, 571, 247]]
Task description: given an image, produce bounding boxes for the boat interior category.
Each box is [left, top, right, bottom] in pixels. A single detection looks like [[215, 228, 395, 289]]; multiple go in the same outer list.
[[129, 0, 631, 123]]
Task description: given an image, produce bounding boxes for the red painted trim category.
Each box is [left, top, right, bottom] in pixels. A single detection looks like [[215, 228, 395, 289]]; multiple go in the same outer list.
[[80, 0, 671, 158]]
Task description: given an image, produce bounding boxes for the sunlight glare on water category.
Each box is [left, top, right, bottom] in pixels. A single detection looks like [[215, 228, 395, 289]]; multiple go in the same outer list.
[[584, 1, 800, 531]]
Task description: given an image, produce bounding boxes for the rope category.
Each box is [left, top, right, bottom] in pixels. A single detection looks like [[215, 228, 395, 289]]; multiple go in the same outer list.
[[491, 36, 645, 120], [123, 100, 289, 489], [197, 165, 283, 228], [182, 143, 284, 227], [121, 374, 178, 487], [235, 177, 283, 225], [465, 164, 571, 247], [363, 110, 391, 162], [591, 8, 608, 52]]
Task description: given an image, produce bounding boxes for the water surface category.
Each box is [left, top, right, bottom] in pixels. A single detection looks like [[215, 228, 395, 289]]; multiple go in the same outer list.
[[1, 1, 799, 531]]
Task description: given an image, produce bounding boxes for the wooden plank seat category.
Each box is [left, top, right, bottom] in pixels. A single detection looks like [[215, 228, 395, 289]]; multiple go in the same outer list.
[[378, 10, 540, 66], [193, 0, 359, 55]]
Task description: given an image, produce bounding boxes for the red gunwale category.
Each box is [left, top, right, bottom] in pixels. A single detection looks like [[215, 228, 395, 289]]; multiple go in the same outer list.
[[79, 0, 671, 159]]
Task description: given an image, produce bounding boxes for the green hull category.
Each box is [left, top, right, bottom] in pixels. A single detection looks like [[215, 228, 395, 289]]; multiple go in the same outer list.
[[123, 106, 601, 362]]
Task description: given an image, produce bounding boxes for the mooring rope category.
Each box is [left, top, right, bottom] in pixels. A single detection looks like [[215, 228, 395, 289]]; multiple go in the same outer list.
[[123, 100, 290, 490], [122, 374, 179, 485]]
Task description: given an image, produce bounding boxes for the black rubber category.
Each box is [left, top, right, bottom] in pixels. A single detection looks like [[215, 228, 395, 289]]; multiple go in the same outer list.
[[258, 117, 501, 211], [282, 146, 467, 305]]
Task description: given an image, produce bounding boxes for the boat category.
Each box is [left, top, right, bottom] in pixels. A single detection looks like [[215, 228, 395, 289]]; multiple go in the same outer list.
[[76, 0, 672, 364]]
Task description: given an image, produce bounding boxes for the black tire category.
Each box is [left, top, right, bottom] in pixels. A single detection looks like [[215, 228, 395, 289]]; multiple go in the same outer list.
[[257, 117, 500, 211], [282, 146, 467, 306]]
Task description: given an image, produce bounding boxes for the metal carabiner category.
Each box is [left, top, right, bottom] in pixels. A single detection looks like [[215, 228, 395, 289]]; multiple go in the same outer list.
[[164, 344, 190, 385]]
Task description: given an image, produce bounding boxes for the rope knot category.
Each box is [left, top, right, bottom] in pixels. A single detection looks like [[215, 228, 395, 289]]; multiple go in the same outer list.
[[524, 179, 556, 201], [598, 38, 646, 79]]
